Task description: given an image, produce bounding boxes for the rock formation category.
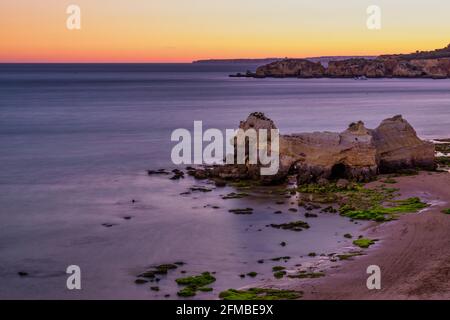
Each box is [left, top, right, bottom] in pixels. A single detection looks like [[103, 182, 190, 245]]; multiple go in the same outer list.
[[255, 59, 326, 78], [371, 115, 436, 172], [210, 113, 435, 185], [248, 44, 450, 79]]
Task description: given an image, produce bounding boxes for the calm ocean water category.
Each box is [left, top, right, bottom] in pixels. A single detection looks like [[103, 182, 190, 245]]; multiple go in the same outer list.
[[0, 64, 449, 299]]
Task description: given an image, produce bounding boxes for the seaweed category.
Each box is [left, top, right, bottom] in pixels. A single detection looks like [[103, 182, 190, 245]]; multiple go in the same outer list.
[[273, 271, 286, 279], [352, 238, 376, 248], [287, 271, 325, 279], [219, 288, 302, 300], [177, 286, 196, 297], [176, 272, 216, 287], [338, 185, 428, 222], [272, 266, 286, 272], [336, 252, 363, 260], [176, 272, 216, 297]]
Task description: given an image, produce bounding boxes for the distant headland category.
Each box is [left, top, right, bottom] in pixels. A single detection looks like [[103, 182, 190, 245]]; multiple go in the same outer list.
[[226, 44, 450, 79], [193, 56, 376, 67]]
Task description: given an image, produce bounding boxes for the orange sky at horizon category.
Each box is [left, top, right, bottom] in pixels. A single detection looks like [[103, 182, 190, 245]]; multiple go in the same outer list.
[[1, 0, 449, 63]]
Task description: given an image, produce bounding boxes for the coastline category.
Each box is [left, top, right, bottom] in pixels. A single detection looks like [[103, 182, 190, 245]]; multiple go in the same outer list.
[[289, 171, 450, 299]]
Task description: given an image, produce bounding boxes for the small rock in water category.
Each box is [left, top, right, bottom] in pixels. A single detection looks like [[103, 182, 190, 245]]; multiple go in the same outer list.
[[190, 186, 213, 192], [214, 180, 227, 187], [228, 208, 254, 215], [18, 271, 28, 277], [102, 223, 116, 228], [147, 169, 169, 175], [135, 278, 148, 284], [305, 212, 318, 218], [170, 169, 185, 180]]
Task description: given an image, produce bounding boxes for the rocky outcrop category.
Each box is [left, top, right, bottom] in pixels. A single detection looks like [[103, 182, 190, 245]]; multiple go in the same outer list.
[[247, 44, 450, 79], [253, 57, 450, 79], [255, 59, 326, 78], [210, 113, 435, 185], [371, 115, 436, 172], [283, 121, 378, 184]]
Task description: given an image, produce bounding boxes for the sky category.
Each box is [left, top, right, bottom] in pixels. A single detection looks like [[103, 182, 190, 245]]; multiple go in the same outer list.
[[0, 0, 449, 62]]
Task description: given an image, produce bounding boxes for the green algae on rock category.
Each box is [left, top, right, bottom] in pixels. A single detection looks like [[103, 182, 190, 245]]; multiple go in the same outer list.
[[137, 263, 179, 280], [176, 272, 216, 287], [272, 266, 286, 272], [353, 238, 376, 248], [287, 271, 325, 279], [336, 252, 363, 260], [176, 272, 216, 297], [338, 185, 428, 221], [177, 286, 196, 297], [219, 288, 302, 300], [273, 271, 286, 279]]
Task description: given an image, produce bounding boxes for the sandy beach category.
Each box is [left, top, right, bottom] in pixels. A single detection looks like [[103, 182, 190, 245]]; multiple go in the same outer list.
[[295, 171, 450, 300]]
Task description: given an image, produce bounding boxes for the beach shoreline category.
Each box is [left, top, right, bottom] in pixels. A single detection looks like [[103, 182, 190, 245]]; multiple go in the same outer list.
[[288, 171, 450, 300]]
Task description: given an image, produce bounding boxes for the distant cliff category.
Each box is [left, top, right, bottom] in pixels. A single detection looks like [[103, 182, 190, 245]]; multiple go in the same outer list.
[[193, 56, 375, 67], [249, 44, 450, 79], [193, 58, 281, 65]]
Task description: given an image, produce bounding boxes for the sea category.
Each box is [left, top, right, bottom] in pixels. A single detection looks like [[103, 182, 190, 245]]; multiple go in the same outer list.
[[0, 63, 449, 298]]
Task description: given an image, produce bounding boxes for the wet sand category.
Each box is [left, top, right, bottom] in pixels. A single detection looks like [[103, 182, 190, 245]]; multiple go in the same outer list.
[[294, 171, 450, 300]]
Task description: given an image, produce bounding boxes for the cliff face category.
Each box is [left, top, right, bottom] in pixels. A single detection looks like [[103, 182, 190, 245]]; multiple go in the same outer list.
[[252, 44, 450, 79], [256, 57, 450, 79], [212, 113, 436, 184], [255, 59, 326, 78]]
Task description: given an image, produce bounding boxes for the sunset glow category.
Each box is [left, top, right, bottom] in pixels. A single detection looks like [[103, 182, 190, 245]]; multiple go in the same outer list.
[[1, 0, 449, 62]]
